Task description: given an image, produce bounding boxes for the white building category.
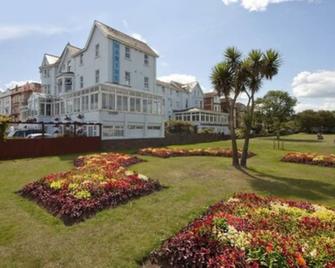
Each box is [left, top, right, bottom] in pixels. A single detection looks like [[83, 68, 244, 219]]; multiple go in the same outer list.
[[24, 21, 165, 139], [0, 90, 11, 116], [173, 108, 229, 134], [156, 80, 204, 120]]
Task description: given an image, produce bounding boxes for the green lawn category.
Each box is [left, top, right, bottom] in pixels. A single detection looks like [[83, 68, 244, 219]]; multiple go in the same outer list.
[[0, 133, 334, 267]]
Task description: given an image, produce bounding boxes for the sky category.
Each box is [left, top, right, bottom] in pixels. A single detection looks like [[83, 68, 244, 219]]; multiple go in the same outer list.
[[0, 0, 334, 111]]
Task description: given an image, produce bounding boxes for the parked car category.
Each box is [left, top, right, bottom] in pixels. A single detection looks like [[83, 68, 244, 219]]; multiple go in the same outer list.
[[7, 129, 42, 138], [26, 133, 52, 139]]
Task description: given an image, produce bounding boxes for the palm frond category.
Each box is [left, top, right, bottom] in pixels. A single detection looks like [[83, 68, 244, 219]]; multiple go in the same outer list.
[[263, 49, 281, 79], [210, 62, 233, 98]]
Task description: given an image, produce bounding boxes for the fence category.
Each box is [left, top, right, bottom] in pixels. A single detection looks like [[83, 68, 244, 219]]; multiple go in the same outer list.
[[0, 121, 102, 160]]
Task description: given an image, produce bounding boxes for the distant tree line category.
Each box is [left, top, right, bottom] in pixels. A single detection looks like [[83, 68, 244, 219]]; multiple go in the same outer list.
[[295, 110, 335, 133]]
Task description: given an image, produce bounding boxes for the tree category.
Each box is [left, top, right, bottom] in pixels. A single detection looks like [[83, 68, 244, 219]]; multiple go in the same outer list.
[[296, 110, 335, 133], [256, 90, 297, 147], [210, 47, 248, 168], [240, 49, 281, 168]]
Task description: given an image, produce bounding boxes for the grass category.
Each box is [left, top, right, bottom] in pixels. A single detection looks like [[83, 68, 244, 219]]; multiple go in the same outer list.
[[0, 133, 334, 267]]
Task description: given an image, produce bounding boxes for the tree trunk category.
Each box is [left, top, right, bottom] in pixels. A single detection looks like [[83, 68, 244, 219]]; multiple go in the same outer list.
[[241, 97, 255, 168], [228, 98, 240, 168]]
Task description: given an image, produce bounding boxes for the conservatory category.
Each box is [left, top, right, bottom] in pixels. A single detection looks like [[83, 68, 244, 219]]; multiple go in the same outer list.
[[173, 107, 229, 134], [22, 83, 165, 140]]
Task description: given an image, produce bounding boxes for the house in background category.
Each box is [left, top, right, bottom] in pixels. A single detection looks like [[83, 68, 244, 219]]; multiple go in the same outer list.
[[23, 20, 165, 139], [0, 82, 41, 120], [156, 80, 204, 120], [0, 90, 12, 116], [156, 81, 229, 134], [204, 90, 246, 129]]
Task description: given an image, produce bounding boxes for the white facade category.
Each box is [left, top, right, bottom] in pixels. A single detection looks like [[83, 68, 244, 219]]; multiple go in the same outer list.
[[156, 80, 204, 120], [0, 90, 11, 116], [25, 21, 164, 140]]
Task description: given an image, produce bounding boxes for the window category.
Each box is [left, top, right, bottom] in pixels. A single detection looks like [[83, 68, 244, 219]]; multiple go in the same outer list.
[[95, 70, 100, 83], [66, 99, 73, 113], [103, 125, 124, 137], [95, 43, 100, 57], [117, 95, 128, 111], [54, 103, 60, 115], [125, 71, 131, 86], [102, 93, 115, 110], [144, 54, 149, 65], [90, 93, 99, 110], [82, 95, 89, 111], [135, 98, 141, 112], [144, 77, 149, 90], [125, 47, 131, 59], [60, 102, 65, 114], [74, 98, 80, 113], [80, 54, 83, 65], [45, 103, 51, 116], [129, 97, 141, 112], [80, 76, 84, 89], [67, 61, 71, 72], [148, 125, 161, 130], [130, 97, 136, 112], [64, 78, 72, 91], [142, 99, 148, 113], [58, 79, 63, 93]]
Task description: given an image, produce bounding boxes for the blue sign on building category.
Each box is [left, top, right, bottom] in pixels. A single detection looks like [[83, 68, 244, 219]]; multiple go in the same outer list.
[[112, 40, 120, 84]]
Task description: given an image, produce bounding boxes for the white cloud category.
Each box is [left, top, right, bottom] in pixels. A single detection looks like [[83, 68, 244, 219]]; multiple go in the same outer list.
[[131, 33, 147, 43], [295, 99, 335, 112], [292, 70, 335, 98], [0, 25, 69, 41], [222, 0, 316, 12], [158, 74, 197, 84]]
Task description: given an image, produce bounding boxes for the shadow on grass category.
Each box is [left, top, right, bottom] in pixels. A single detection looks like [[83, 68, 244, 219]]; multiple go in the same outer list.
[[241, 168, 335, 203], [263, 138, 322, 143]]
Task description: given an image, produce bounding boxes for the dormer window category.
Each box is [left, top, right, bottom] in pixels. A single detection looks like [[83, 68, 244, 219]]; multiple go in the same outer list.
[[125, 47, 131, 59], [95, 44, 100, 58], [144, 54, 149, 65]]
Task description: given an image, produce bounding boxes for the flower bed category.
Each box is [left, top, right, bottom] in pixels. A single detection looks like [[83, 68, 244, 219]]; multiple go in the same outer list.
[[282, 152, 335, 168], [18, 153, 161, 225], [149, 193, 335, 267], [138, 147, 255, 159]]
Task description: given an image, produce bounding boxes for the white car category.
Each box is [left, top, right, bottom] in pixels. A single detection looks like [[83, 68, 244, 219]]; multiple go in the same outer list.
[[26, 133, 52, 139]]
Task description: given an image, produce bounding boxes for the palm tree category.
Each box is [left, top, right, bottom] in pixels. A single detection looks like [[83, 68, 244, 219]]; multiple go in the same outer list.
[[240, 49, 281, 168], [211, 47, 248, 168]]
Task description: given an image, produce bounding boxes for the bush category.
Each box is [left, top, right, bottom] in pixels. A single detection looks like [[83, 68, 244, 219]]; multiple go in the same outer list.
[[165, 120, 195, 134], [0, 115, 11, 141]]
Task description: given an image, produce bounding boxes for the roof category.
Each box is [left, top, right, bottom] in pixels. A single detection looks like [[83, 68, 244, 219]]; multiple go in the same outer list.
[[66, 43, 81, 55], [156, 80, 188, 93], [173, 107, 228, 115], [45, 54, 59, 65], [204, 91, 218, 98], [95, 21, 158, 57]]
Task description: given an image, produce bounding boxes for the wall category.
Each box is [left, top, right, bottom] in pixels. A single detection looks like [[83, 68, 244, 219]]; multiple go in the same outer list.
[[101, 133, 226, 151], [75, 27, 109, 91], [0, 137, 101, 160]]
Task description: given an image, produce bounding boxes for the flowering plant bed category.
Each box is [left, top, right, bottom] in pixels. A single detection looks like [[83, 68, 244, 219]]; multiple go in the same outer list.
[[149, 193, 335, 267], [18, 153, 161, 225], [282, 152, 335, 168], [138, 147, 255, 159]]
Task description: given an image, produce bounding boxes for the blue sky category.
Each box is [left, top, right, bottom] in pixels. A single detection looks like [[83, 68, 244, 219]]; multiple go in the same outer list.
[[0, 0, 334, 111]]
